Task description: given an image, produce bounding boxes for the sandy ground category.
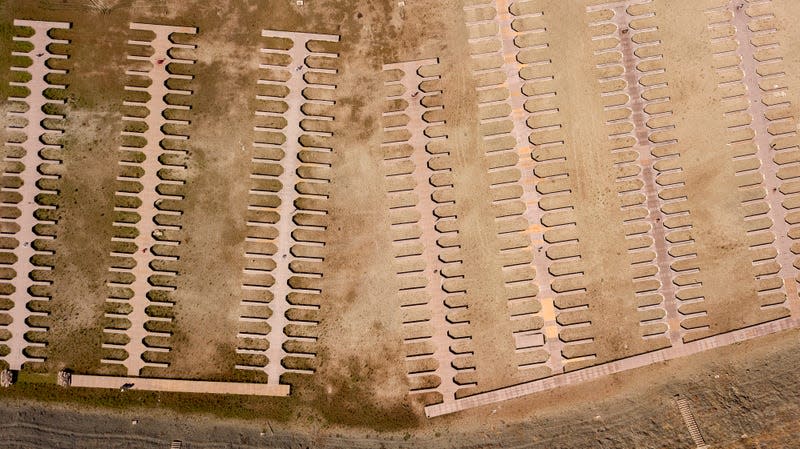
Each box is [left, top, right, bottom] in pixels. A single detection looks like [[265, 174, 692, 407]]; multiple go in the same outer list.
[[0, 0, 800, 446]]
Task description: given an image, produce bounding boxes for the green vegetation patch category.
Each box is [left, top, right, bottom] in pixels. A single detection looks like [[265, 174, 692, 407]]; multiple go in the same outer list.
[[16, 370, 56, 384]]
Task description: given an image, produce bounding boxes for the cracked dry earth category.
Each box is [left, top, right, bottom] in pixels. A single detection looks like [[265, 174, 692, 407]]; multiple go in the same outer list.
[[1, 0, 800, 448]]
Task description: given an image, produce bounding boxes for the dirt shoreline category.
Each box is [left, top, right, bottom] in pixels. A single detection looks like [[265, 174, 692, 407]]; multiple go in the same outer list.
[[2, 329, 799, 448]]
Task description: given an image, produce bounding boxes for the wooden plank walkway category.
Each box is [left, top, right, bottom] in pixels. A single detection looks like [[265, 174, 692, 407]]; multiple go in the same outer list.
[[676, 397, 710, 449], [105, 22, 197, 375], [2, 19, 70, 371], [70, 375, 290, 396], [426, 315, 800, 417]]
